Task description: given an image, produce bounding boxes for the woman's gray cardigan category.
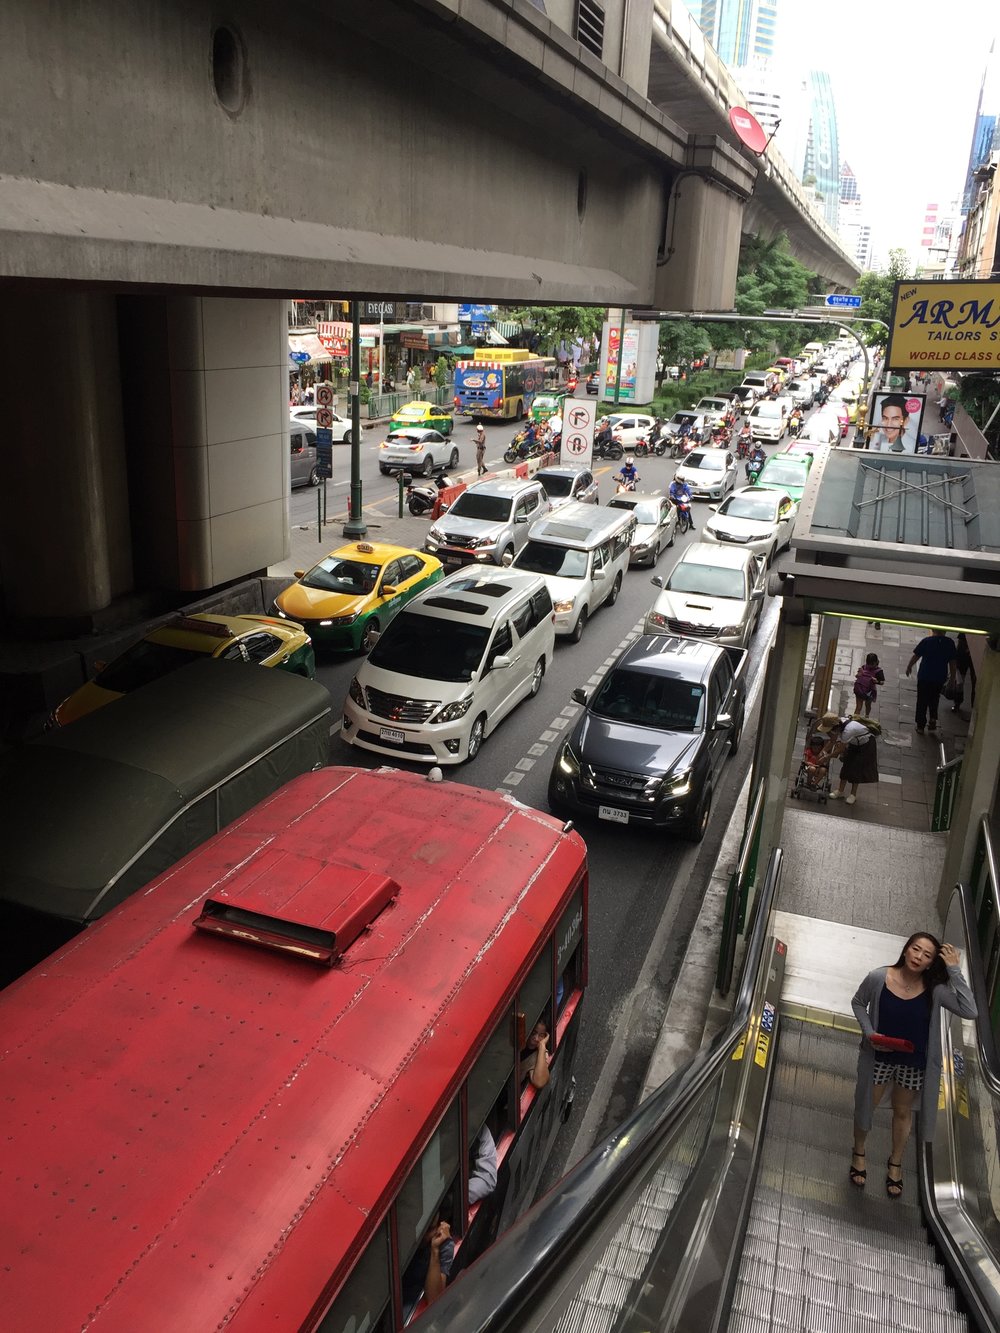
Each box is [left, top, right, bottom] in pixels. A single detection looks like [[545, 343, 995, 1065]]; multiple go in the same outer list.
[[851, 964, 978, 1141]]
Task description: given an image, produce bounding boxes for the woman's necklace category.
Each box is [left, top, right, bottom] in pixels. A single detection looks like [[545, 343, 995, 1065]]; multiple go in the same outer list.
[[893, 967, 924, 996]]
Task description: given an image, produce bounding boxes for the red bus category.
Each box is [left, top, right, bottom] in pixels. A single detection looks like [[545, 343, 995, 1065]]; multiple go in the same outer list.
[[0, 767, 587, 1332]]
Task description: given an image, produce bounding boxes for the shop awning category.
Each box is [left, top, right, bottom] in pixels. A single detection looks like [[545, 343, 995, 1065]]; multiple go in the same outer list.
[[426, 325, 461, 347], [359, 324, 425, 337], [288, 333, 332, 364], [450, 344, 477, 357]]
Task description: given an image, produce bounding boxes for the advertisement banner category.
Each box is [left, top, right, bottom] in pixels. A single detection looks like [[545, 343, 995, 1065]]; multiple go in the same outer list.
[[561, 398, 597, 469], [603, 325, 638, 401], [317, 321, 350, 358], [887, 279, 1000, 370], [598, 321, 657, 403], [864, 392, 926, 454]]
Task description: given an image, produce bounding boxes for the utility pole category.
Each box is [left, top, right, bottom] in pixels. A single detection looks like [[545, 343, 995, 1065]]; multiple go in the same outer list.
[[343, 299, 367, 539], [612, 308, 627, 407]]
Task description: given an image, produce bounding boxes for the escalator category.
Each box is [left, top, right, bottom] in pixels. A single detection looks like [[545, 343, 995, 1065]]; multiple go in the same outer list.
[[420, 849, 1000, 1332]]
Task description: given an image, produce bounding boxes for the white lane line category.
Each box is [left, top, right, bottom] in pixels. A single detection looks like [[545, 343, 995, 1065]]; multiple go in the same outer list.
[[515, 758, 535, 772], [528, 743, 548, 757], [539, 729, 559, 742], [550, 716, 570, 731], [329, 719, 342, 736], [503, 771, 526, 786]]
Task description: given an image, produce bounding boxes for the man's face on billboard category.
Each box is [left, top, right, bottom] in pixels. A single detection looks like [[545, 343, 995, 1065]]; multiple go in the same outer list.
[[880, 404, 906, 435]]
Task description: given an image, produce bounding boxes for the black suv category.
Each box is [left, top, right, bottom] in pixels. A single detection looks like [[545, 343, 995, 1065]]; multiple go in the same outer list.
[[547, 635, 746, 841]]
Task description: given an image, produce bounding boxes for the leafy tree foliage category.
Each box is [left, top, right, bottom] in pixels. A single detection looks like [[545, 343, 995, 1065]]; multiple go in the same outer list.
[[856, 248, 912, 348], [501, 305, 605, 356]]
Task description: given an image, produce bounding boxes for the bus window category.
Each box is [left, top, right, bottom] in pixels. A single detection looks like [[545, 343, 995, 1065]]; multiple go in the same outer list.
[[518, 947, 554, 1090], [317, 1223, 392, 1333], [555, 885, 585, 1016], [467, 1013, 517, 1145], [397, 1104, 461, 1315]]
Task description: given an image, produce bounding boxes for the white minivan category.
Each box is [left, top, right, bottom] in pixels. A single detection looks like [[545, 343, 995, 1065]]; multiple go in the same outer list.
[[511, 502, 636, 642], [342, 568, 555, 765], [748, 398, 790, 442]]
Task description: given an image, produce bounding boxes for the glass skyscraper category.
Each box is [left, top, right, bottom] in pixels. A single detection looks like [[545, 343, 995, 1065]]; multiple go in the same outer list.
[[802, 70, 840, 233], [693, 0, 779, 66], [963, 42, 1000, 213]]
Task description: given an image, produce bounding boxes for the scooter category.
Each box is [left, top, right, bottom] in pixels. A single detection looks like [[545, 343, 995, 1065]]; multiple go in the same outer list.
[[594, 434, 624, 460], [503, 431, 542, 464], [615, 474, 639, 493], [672, 497, 693, 535], [405, 470, 450, 516], [711, 425, 732, 448], [735, 428, 753, 460], [669, 433, 699, 461], [746, 455, 765, 485]]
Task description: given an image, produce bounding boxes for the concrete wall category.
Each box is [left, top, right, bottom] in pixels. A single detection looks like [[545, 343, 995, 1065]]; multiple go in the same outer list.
[[0, 0, 684, 306]]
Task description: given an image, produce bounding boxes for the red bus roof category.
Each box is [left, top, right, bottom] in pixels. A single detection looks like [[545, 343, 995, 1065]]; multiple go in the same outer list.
[[0, 767, 586, 1332]]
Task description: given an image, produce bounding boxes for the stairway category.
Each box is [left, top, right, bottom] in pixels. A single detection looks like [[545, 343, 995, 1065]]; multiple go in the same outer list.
[[727, 1018, 967, 1333]]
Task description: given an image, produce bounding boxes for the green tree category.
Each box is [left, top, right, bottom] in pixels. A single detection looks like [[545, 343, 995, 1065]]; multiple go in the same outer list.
[[657, 321, 711, 386], [856, 247, 911, 348], [432, 356, 450, 389], [501, 305, 605, 356]]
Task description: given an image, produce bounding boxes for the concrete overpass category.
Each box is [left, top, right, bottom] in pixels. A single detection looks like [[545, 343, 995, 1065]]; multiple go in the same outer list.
[[0, 0, 857, 666]]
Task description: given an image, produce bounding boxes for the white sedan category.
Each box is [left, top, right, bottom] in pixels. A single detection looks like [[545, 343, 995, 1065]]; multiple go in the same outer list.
[[673, 447, 739, 501], [289, 405, 354, 443], [601, 413, 658, 450], [702, 486, 796, 563]]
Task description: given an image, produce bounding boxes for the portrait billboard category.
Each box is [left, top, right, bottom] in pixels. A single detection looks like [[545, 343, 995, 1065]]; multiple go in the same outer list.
[[864, 392, 925, 454], [887, 279, 1000, 371]]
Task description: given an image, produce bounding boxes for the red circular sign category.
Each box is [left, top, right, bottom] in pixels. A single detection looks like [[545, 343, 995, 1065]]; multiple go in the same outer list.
[[729, 106, 768, 155]]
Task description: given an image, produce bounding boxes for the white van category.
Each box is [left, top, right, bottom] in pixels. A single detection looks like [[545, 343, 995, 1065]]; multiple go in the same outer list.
[[342, 568, 555, 765], [748, 398, 789, 442], [511, 502, 636, 642]]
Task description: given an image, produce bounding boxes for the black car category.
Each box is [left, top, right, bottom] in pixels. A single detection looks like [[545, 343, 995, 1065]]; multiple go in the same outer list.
[[585, 372, 600, 395], [548, 635, 746, 841]]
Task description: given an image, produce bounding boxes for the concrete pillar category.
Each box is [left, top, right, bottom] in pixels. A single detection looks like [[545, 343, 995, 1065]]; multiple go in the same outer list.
[[654, 172, 744, 312], [751, 603, 813, 862], [938, 639, 1000, 917], [118, 296, 289, 592], [0, 289, 132, 627]]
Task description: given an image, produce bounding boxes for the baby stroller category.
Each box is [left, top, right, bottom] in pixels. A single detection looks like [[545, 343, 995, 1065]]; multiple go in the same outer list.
[[790, 733, 831, 803]]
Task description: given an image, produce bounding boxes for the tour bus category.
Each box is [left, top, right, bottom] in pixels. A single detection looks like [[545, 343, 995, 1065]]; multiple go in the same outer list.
[[453, 348, 553, 421], [0, 766, 588, 1332]]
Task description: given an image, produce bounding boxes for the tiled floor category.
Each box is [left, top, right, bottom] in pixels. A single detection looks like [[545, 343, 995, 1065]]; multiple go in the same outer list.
[[787, 618, 970, 834]]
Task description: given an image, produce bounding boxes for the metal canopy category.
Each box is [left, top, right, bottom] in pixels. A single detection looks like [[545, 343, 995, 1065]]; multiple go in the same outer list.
[[781, 450, 1000, 634]]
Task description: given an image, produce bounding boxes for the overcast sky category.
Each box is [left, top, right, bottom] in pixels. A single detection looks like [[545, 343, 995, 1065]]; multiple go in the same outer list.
[[776, 0, 998, 259]]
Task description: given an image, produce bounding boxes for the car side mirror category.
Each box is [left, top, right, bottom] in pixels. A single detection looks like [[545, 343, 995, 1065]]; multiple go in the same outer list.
[[751, 587, 765, 600], [593, 567, 606, 580], [501, 550, 515, 567], [293, 569, 305, 579], [709, 503, 719, 512], [715, 712, 733, 730], [650, 575, 663, 588], [491, 654, 513, 670], [571, 687, 588, 705], [515, 514, 528, 523], [380, 584, 398, 598]]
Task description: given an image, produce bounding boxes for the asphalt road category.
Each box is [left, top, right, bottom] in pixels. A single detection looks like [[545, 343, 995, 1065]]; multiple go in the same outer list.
[[300, 406, 809, 1187]]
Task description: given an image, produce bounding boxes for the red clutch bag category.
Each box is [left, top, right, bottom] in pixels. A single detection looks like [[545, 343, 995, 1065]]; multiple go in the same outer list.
[[872, 1033, 915, 1053]]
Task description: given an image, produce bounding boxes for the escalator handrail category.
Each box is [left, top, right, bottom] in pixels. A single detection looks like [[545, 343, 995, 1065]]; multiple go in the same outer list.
[[954, 877, 1000, 1096], [419, 847, 784, 1332]]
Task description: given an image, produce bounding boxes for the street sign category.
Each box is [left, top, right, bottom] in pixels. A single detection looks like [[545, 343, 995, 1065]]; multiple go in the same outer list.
[[316, 406, 334, 429], [316, 440, 333, 480], [289, 350, 310, 364], [316, 383, 335, 408], [562, 398, 596, 468], [824, 294, 862, 308]]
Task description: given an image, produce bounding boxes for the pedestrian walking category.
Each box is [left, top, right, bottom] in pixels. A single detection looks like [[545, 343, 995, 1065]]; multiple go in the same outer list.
[[853, 653, 885, 719], [849, 934, 975, 1198], [905, 628, 957, 734], [952, 632, 976, 713], [815, 712, 878, 806], [474, 423, 487, 476]]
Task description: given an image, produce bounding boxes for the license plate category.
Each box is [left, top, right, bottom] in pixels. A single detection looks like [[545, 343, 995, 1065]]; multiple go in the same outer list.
[[379, 727, 406, 745], [599, 805, 629, 824], [444, 556, 463, 567]]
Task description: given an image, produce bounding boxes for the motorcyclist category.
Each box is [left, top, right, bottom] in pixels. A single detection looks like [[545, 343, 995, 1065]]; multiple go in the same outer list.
[[746, 444, 766, 481], [617, 459, 639, 489], [668, 476, 695, 529], [788, 407, 803, 437], [737, 422, 753, 457]]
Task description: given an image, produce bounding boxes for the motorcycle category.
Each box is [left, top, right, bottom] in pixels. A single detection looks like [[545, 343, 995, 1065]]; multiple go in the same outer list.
[[672, 496, 693, 535], [405, 470, 450, 516], [594, 434, 624, 461], [746, 456, 765, 485], [711, 425, 732, 448], [615, 475, 639, 493], [669, 432, 699, 461], [736, 428, 753, 460], [788, 415, 803, 438], [503, 431, 542, 464]]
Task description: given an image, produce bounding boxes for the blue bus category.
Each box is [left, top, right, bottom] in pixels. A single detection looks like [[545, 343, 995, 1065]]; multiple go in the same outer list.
[[454, 350, 552, 421]]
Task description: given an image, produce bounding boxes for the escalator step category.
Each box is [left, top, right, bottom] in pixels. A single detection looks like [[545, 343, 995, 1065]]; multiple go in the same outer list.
[[730, 1280, 966, 1332]]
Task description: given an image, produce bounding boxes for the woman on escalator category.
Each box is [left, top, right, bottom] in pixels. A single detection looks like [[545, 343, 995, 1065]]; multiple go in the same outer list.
[[849, 934, 975, 1198]]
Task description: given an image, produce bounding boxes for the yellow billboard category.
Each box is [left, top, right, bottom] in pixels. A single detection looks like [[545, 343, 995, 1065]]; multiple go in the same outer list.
[[887, 279, 1000, 370]]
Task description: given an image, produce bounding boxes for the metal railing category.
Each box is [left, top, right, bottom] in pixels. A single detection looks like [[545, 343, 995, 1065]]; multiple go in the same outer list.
[[932, 742, 963, 832], [716, 781, 766, 995], [969, 817, 1000, 1033], [365, 382, 454, 420]]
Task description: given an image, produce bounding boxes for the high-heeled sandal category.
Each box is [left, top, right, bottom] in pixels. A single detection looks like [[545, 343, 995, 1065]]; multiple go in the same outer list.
[[886, 1159, 903, 1199], [849, 1150, 866, 1187]]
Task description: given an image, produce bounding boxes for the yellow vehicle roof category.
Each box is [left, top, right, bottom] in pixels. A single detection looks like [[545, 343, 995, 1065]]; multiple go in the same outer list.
[[147, 613, 303, 653], [324, 541, 424, 567], [396, 400, 436, 414]]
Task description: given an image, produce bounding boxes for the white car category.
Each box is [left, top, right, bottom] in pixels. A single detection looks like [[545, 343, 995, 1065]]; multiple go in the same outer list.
[[702, 486, 796, 563], [693, 396, 731, 428], [378, 428, 459, 476], [606, 492, 677, 566], [673, 447, 739, 501], [748, 399, 789, 443], [289, 405, 354, 443], [644, 544, 767, 649], [601, 413, 657, 450], [801, 412, 842, 446]]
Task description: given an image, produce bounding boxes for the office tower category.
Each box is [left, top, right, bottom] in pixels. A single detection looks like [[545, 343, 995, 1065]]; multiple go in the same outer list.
[[962, 42, 1000, 214], [802, 70, 840, 233], [695, 0, 779, 67]]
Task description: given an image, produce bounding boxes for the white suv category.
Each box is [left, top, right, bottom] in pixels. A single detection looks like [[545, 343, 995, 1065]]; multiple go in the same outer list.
[[342, 568, 555, 765]]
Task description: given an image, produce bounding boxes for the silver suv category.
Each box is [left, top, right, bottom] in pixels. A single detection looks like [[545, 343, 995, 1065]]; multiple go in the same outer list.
[[425, 478, 550, 570]]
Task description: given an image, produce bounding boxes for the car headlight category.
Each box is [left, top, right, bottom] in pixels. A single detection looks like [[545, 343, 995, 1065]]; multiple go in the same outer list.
[[557, 742, 580, 776], [323, 612, 360, 625], [432, 697, 474, 724], [646, 611, 669, 628], [553, 598, 576, 613], [748, 531, 773, 542], [273, 605, 287, 617], [348, 676, 366, 707], [663, 768, 693, 796], [719, 624, 742, 637], [428, 526, 444, 543]]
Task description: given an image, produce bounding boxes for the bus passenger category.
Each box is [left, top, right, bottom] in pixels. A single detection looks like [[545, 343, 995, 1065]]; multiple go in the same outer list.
[[468, 1125, 498, 1205], [401, 1212, 454, 1309], [520, 1019, 551, 1090]]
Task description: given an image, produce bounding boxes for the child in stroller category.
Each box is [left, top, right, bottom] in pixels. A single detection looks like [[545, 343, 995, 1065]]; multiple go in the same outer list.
[[791, 732, 832, 801]]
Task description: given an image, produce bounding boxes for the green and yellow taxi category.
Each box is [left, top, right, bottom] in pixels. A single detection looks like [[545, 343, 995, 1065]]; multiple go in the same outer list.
[[51, 613, 315, 727], [754, 450, 813, 504], [388, 400, 453, 436], [273, 541, 444, 652], [530, 392, 566, 425]]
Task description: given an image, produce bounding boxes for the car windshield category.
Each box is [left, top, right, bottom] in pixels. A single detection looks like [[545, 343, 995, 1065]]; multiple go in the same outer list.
[[386, 432, 425, 445], [368, 612, 489, 682], [591, 668, 705, 731], [95, 640, 206, 692], [685, 452, 723, 472], [516, 540, 589, 579], [697, 399, 725, 410], [631, 502, 663, 525], [666, 562, 745, 599], [448, 492, 513, 522], [761, 461, 805, 486], [719, 493, 779, 521], [301, 557, 380, 595], [752, 403, 780, 418], [670, 414, 697, 427], [539, 474, 574, 498]]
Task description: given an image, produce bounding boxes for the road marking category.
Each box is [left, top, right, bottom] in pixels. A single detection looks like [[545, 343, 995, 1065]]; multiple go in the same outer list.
[[329, 719, 342, 736], [503, 771, 526, 786]]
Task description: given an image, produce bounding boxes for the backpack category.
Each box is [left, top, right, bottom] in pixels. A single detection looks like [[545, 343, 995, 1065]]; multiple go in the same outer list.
[[854, 665, 881, 700], [849, 715, 882, 738]]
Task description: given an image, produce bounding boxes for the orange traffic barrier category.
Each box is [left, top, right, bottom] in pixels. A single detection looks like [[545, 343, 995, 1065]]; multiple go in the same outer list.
[[431, 482, 467, 522]]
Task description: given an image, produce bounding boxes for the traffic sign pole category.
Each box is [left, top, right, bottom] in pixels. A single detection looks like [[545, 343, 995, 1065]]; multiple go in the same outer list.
[[343, 300, 367, 539]]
